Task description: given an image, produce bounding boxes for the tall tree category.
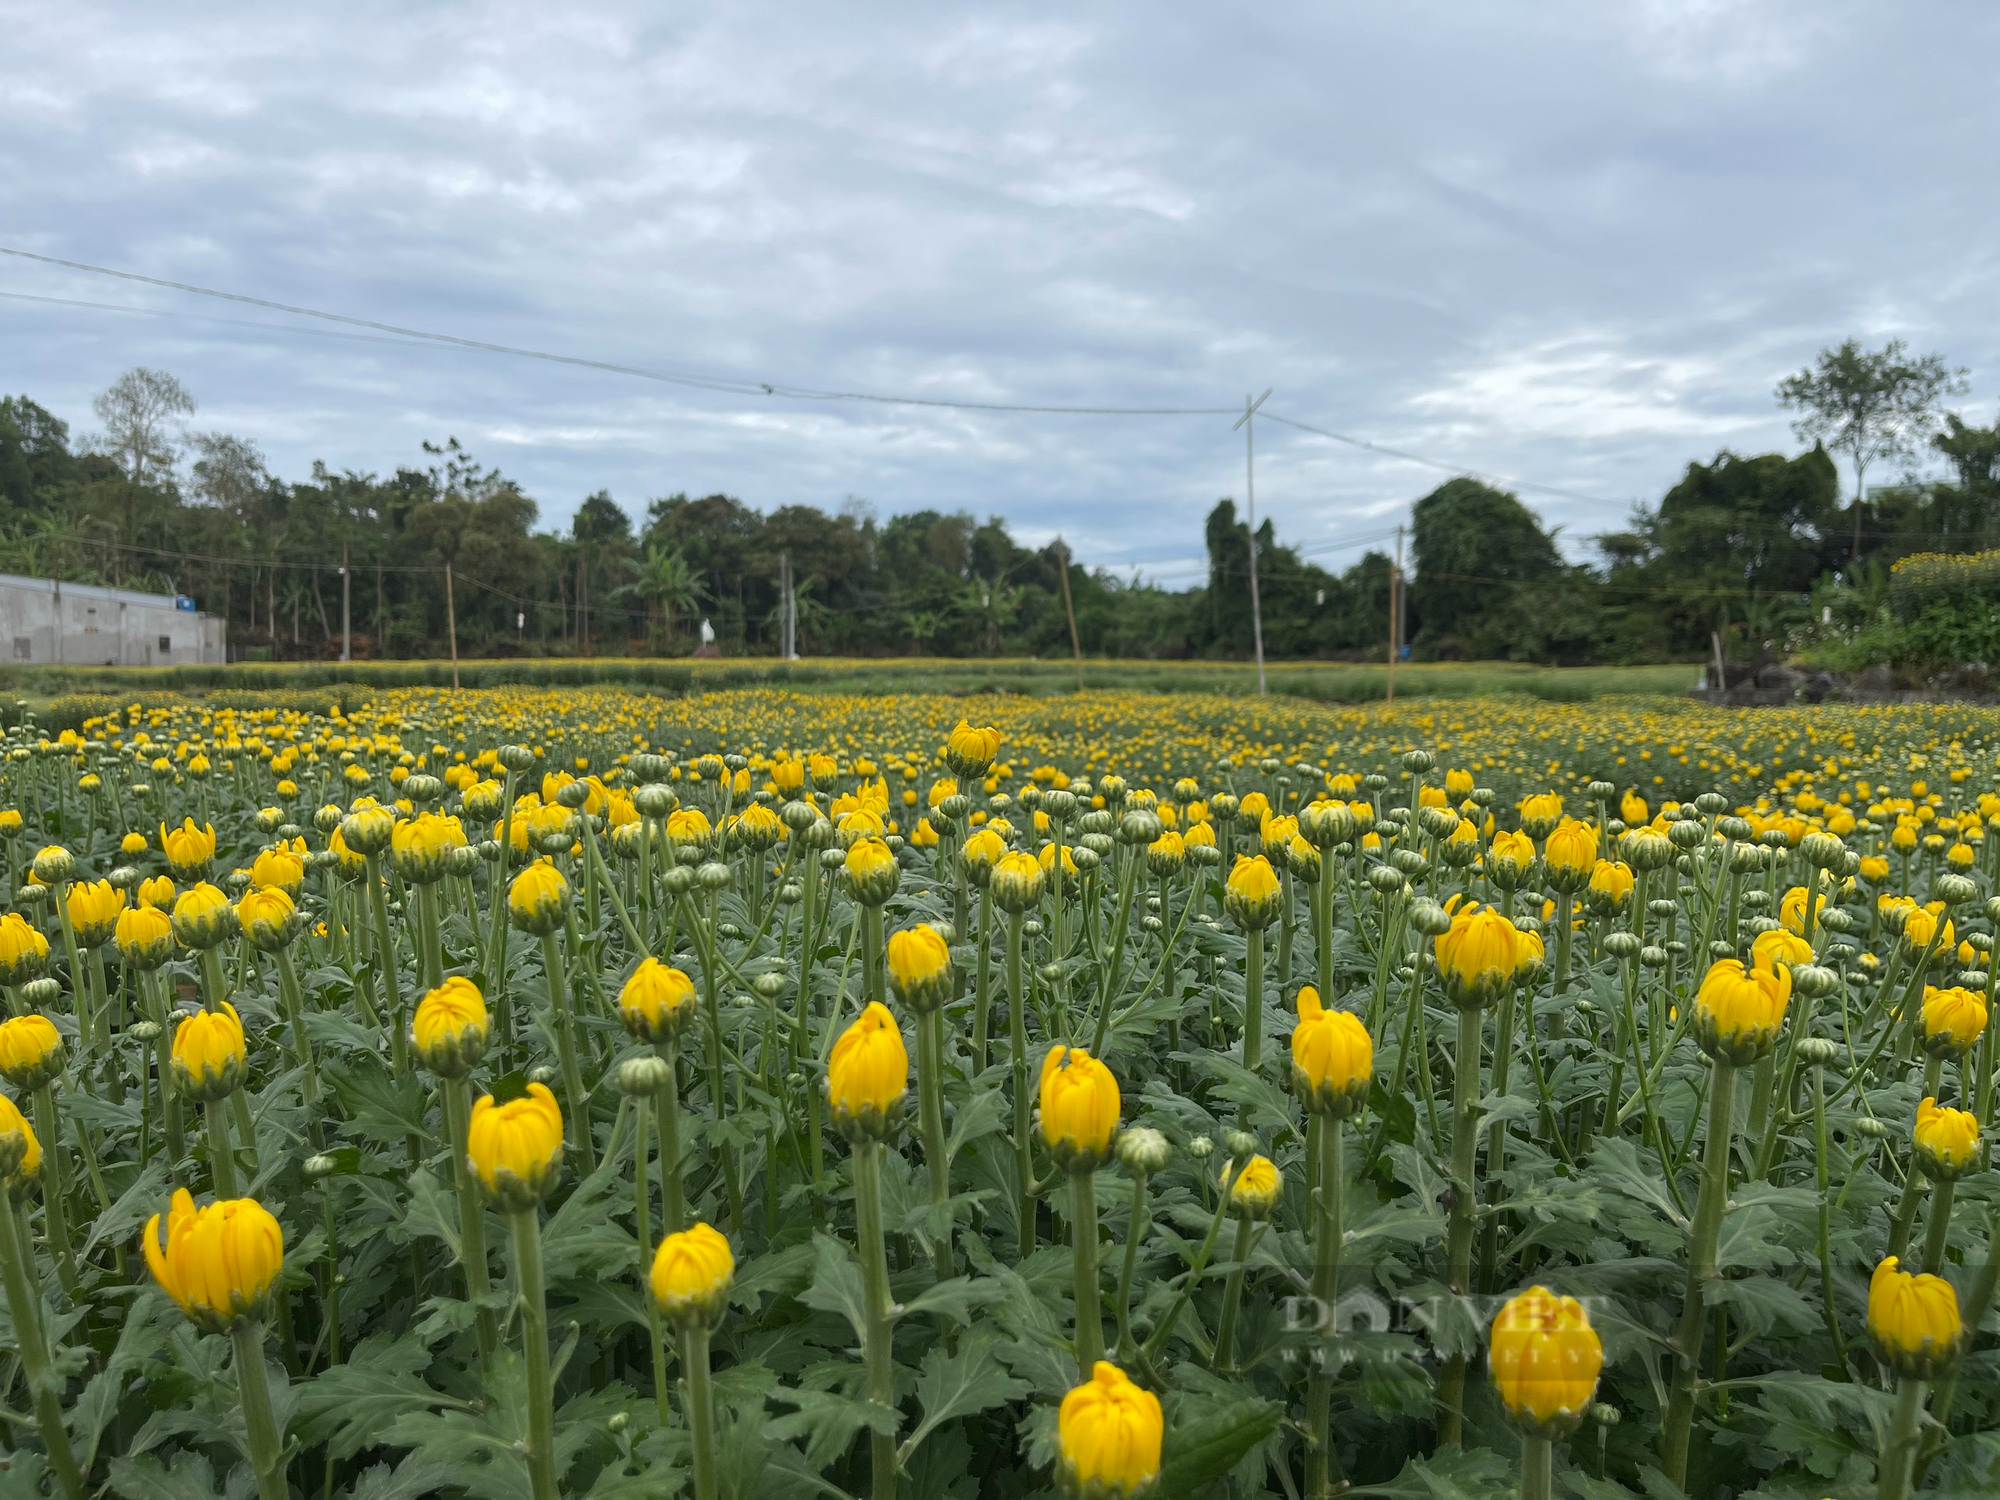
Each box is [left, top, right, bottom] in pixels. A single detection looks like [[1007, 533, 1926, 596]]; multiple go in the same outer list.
[[1775, 338, 1968, 562], [1409, 478, 1563, 654], [92, 368, 196, 485]]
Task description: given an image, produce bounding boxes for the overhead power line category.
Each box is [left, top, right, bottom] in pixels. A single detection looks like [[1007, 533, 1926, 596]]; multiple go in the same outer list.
[[1259, 410, 1625, 510], [4, 245, 1666, 517], [0, 246, 1236, 417]]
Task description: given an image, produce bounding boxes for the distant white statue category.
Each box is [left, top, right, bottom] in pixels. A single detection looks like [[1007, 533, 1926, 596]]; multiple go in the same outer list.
[[699, 617, 715, 646]]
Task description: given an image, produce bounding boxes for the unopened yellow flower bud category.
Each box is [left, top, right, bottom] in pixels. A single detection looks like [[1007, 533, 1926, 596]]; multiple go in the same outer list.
[[1541, 819, 1597, 891], [1225, 1153, 1281, 1219], [66, 879, 125, 947], [944, 721, 1001, 779], [236, 886, 301, 952], [1290, 988, 1372, 1118], [0, 1014, 64, 1091], [159, 819, 217, 880], [1057, 1362, 1161, 1498], [843, 838, 900, 907], [171, 1001, 248, 1102], [508, 859, 570, 936], [412, 977, 490, 1077], [1913, 1096, 1980, 1181], [114, 904, 176, 969], [466, 1081, 564, 1212], [1487, 1285, 1603, 1436], [1223, 855, 1282, 930], [142, 1187, 284, 1334], [1692, 958, 1790, 1064], [827, 1002, 908, 1142], [618, 958, 696, 1045], [990, 850, 1045, 914], [886, 924, 953, 1013], [1039, 1045, 1120, 1172], [0, 913, 50, 985], [0, 1093, 41, 1189], [1434, 905, 1523, 1010], [650, 1221, 735, 1330], [1868, 1255, 1962, 1379]]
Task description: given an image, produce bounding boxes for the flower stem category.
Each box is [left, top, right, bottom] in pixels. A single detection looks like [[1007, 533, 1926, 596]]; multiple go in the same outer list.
[[1921, 1177, 1956, 1276], [1112, 1169, 1150, 1360], [1661, 1057, 1737, 1486], [0, 1193, 85, 1500], [852, 1140, 899, 1500], [441, 1077, 498, 1366], [362, 855, 409, 1077], [1009, 911, 1035, 1260], [1305, 1118, 1346, 1499], [508, 1208, 561, 1500], [1212, 1217, 1255, 1373], [680, 1323, 719, 1500], [971, 887, 994, 1075], [145, 972, 186, 1170], [632, 1093, 671, 1425], [537, 930, 596, 1176], [1070, 1170, 1102, 1374], [916, 1007, 953, 1278], [1521, 1434, 1553, 1500], [207, 1098, 241, 1199], [1243, 926, 1265, 1082], [656, 1045, 685, 1233], [229, 1319, 289, 1500], [29, 1085, 79, 1294], [275, 947, 318, 1104], [1436, 1002, 1485, 1445], [1876, 1376, 1927, 1500]]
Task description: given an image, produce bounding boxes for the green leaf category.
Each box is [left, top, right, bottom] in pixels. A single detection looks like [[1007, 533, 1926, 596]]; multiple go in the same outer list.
[[897, 1336, 1029, 1464], [325, 1057, 429, 1146], [344, 1462, 462, 1500], [944, 1086, 1007, 1165], [107, 1451, 230, 1500], [764, 1385, 897, 1472], [1704, 1273, 1821, 1338], [897, 1274, 1008, 1328], [1346, 1444, 1517, 1498], [1366, 1081, 1417, 1145], [1584, 1136, 1689, 1232], [400, 1167, 461, 1260], [1154, 1395, 1278, 1500], [1182, 1052, 1296, 1137], [797, 1231, 869, 1346], [71, 1292, 172, 1471], [728, 1240, 814, 1313], [1714, 1204, 1797, 1272], [541, 1167, 638, 1285], [291, 1335, 451, 1464], [80, 1158, 170, 1261]]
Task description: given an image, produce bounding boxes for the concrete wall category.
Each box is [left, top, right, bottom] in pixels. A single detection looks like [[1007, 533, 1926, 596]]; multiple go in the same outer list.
[[0, 575, 227, 667]]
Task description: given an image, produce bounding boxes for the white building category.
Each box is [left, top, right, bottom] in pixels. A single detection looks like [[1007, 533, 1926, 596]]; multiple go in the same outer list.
[[0, 573, 226, 667]]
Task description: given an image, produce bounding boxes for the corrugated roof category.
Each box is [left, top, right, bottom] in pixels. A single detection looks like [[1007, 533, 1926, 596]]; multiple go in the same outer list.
[[0, 573, 206, 613]]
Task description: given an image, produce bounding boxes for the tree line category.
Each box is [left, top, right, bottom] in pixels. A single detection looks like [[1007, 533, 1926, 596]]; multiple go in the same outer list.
[[0, 341, 1994, 665]]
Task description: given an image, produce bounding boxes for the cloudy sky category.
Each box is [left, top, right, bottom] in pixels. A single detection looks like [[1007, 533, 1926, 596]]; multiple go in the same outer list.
[[4, 2, 1996, 584]]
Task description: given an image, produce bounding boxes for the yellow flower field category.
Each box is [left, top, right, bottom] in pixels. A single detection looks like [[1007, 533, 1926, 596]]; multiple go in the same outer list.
[[0, 686, 1992, 1500]]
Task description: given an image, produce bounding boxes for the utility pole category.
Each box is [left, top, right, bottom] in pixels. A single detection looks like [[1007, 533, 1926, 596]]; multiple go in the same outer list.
[[1232, 389, 1273, 695], [779, 551, 796, 660], [1386, 523, 1403, 702], [340, 542, 351, 662], [444, 560, 460, 691], [1056, 536, 1084, 692]]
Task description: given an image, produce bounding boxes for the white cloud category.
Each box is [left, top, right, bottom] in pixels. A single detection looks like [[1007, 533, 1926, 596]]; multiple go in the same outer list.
[[0, 0, 1993, 562]]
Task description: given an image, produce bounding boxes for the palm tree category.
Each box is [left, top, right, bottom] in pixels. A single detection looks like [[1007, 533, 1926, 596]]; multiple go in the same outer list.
[[612, 543, 709, 652], [760, 574, 832, 656]]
